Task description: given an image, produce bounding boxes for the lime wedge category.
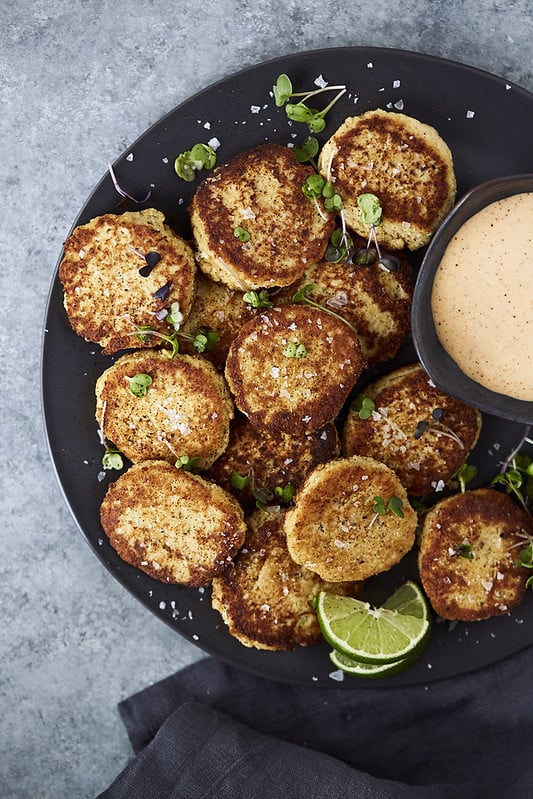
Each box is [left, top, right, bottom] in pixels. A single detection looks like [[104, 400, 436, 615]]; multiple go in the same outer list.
[[315, 590, 431, 664], [382, 580, 430, 621], [329, 648, 413, 678]]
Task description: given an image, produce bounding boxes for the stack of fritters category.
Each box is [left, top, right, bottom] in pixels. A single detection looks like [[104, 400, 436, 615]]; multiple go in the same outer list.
[[58, 106, 532, 650]]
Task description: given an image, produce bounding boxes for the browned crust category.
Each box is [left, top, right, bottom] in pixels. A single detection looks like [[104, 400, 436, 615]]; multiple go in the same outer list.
[[99, 461, 246, 587], [59, 210, 196, 354], [207, 413, 340, 513], [95, 350, 234, 468], [418, 488, 532, 621], [224, 303, 366, 435], [341, 363, 482, 495], [190, 143, 335, 289], [284, 455, 418, 582], [211, 508, 361, 650]]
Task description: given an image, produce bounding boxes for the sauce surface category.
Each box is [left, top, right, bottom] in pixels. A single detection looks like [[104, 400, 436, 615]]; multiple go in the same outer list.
[[431, 192, 533, 401]]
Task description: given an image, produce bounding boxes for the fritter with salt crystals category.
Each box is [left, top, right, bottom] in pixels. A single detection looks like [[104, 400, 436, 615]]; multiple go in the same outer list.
[[59, 209, 196, 354], [190, 143, 335, 290], [224, 303, 366, 436], [95, 350, 233, 469], [284, 455, 417, 582], [317, 109, 456, 250], [207, 412, 340, 513], [211, 508, 361, 650], [100, 460, 246, 587], [418, 488, 532, 621], [278, 236, 413, 366], [341, 363, 482, 496]]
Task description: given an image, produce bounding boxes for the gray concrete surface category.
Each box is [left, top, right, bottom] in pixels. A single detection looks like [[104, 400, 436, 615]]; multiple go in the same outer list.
[[1, 1, 532, 796]]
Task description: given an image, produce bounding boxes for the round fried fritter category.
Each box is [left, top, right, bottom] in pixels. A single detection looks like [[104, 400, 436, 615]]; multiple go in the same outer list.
[[100, 460, 246, 587], [211, 508, 361, 650], [278, 238, 413, 366], [418, 488, 532, 621], [177, 274, 257, 369], [95, 350, 234, 469], [317, 109, 457, 250], [341, 363, 482, 496], [284, 455, 417, 582], [207, 412, 340, 513], [225, 303, 366, 436], [59, 209, 196, 355], [190, 143, 335, 290]]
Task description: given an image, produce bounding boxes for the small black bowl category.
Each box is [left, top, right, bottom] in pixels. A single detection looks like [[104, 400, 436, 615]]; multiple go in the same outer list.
[[411, 173, 533, 424]]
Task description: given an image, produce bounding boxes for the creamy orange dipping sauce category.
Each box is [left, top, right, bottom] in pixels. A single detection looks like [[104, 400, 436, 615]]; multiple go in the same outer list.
[[431, 192, 533, 401]]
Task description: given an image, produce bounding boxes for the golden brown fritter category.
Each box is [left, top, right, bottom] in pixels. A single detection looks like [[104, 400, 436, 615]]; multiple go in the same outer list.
[[284, 455, 417, 582], [418, 488, 532, 621], [190, 143, 335, 290], [95, 350, 234, 468], [60, 209, 196, 354], [317, 109, 456, 250], [341, 363, 482, 496], [211, 508, 361, 650], [225, 303, 366, 436], [177, 273, 257, 369], [277, 236, 413, 366], [206, 412, 340, 513], [100, 460, 246, 587]]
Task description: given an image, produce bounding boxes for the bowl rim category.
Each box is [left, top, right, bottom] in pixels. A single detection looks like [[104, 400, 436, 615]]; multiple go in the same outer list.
[[411, 172, 533, 424]]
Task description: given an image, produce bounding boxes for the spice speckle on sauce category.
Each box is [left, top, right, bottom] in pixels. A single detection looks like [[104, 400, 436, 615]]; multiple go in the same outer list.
[[431, 192, 533, 401]]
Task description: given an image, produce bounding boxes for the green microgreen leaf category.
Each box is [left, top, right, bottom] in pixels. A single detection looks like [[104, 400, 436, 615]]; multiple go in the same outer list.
[[125, 373, 153, 398], [243, 289, 273, 309], [455, 543, 474, 560], [452, 463, 479, 493], [234, 226, 251, 242], [134, 326, 179, 358], [283, 341, 307, 358], [293, 136, 320, 165], [102, 449, 124, 470], [357, 193, 383, 226], [272, 73, 346, 132], [273, 73, 293, 106], [372, 495, 405, 518], [192, 328, 220, 353], [252, 485, 275, 507], [175, 454, 201, 471], [274, 483, 296, 502], [167, 301, 184, 331], [350, 394, 375, 420], [230, 471, 252, 490], [174, 143, 217, 182]]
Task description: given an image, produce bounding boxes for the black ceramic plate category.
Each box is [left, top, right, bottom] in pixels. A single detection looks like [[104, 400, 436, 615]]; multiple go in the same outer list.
[[42, 47, 533, 687]]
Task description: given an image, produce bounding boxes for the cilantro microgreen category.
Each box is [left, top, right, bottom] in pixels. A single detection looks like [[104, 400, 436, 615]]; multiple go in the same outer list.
[[102, 449, 124, 470], [302, 173, 343, 212], [125, 373, 152, 398], [174, 143, 217, 182], [371, 495, 405, 520], [350, 393, 375, 420], [283, 341, 307, 358], [243, 289, 273, 309], [234, 226, 251, 242], [454, 543, 474, 560], [273, 73, 347, 133]]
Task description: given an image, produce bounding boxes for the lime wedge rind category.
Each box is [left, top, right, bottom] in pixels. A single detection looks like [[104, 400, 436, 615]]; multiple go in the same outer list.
[[329, 648, 415, 679]]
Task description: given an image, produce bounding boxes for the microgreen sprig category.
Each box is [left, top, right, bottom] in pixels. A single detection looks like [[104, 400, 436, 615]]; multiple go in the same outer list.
[[293, 136, 320, 168], [452, 462, 478, 493], [135, 325, 180, 358], [243, 289, 273, 309], [108, 162, 152, 204], [302, 173, 343, 212], [175, 454, 202, 471], [350, 394, 375, 420], [273, 73, 347, 133], [174, 143, 217, 182], [102, 448, 124, 471], [283, 341, 307, 358], [292, 283, 359, 338], [352, 193, 401, 273]]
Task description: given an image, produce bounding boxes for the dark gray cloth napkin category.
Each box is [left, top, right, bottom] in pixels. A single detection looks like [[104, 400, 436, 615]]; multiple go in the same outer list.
[[97, 645, 533, 798]]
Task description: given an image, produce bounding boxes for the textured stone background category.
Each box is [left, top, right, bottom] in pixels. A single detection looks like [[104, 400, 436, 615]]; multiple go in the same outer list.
[[1, 2, 532, 796]]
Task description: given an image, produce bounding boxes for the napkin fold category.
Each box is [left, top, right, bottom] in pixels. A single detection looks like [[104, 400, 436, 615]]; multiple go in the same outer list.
[[97, 646, 533, 798]]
